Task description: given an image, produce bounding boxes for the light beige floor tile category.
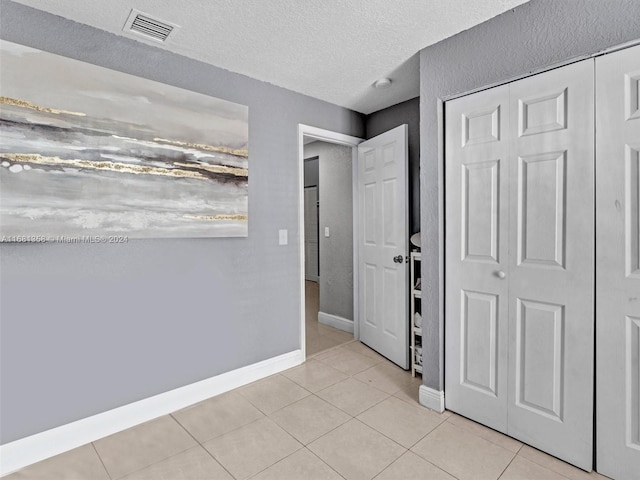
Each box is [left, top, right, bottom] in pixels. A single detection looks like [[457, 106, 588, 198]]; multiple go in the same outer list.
[[374, 451, 455, 480], [354, 362, 413, 394], [250, 448, 343, 480], [319, 349, 381, 376], [499, 456, 569, 480], [321, 327, 354, 344], [269, 395, 350, 444], [120, 446, 233, 480], [317, 323, 338, 336], [358, 396, 445, 448], [447, 413, 522, 453], [203, 417, 302, 480], [392, 375, 423, 406], [392, 384, 452, 419], [172, 391, 264, 442], [5, 444, 110, 480], [307, 335, 343, 356], [518, 445, 607, 480], [341, 342, 387, 362], [317, 377, 390, 416], [412, 421, 515, 480], [308, 419, 406, 480], [238, 374, 310, 414], [93, 415, 197, 479], [282, 359, 348, 392], [311, 344, 347, 362]]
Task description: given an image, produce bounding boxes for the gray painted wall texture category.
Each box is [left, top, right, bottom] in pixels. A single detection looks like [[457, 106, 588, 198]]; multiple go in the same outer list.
[[304, 157, 319, 188], [419, 0, 640, 390], [0, 0, 363, 444], [366, 97, 420, 236], [304, 142, 354, 322]]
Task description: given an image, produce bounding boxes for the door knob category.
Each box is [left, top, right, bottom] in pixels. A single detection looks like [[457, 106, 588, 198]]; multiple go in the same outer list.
[[495, 270, 506, 279], [393, 255, 403, 264]]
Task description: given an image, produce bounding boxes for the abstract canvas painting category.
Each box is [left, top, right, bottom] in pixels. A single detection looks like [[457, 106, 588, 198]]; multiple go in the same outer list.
[[0, 40, 249, 240]]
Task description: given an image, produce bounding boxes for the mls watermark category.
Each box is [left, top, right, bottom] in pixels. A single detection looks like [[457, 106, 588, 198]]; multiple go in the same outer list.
[[1, 235, 129, 244]]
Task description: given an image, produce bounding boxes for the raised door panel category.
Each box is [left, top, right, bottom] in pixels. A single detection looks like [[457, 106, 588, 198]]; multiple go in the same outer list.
[[596, 44, 640, 480], [515, 299, 564, 421], [445, 84, 509, 432], [507, 58, 594, 471], [460, 290, 499, 396], [462, 160, 500, 263], [358, 125, 409, 368], [517, 152, 566, 268]]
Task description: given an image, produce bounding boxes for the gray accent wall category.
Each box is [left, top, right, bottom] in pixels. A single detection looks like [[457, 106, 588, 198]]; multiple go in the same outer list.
[[419, 0, 640, 390], [304, 142, 354, 322], [304, 157, 319, 188], [0, 0, 363, 444], [366, 97, 420, 235]]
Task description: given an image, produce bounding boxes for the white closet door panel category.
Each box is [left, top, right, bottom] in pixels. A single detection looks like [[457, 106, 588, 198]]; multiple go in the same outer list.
[[445, 84, 510, 432], [596, 43, 640, 480], [507, 59, 594, 470]]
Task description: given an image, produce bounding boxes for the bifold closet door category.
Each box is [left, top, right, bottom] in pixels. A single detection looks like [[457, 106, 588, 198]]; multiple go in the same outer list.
[[506, 59, 594, 470], [596, 43, 640, 480], [445, 58, 594, 470], [445, 83, 510, 432]]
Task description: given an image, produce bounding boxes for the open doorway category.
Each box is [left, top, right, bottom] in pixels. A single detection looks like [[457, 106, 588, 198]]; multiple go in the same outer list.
[[297, 125, 362, 359], [303, 141, 354, 356]]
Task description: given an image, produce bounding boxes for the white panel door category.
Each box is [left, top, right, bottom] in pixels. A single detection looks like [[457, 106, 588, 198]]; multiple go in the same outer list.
[[596, 43, 640, 480], [358, 125, 409, 368], [445, 58, 594, 470], [304, 186, 319, 282], [445, 84, 510, 432], [507, 59, 594, 470]]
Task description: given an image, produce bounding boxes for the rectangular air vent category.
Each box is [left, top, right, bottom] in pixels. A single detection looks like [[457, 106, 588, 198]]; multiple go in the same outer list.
[[123, 9, 179, 43]]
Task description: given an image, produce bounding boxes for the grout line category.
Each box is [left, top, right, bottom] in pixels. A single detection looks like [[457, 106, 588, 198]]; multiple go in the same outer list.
[[91, 443, 113, 480], [170, 413, 238, 480], [497, 452, 518, 479], [445, 414, 523, 454], [244, 445, 304, 480], [304, 447, 349, 480]]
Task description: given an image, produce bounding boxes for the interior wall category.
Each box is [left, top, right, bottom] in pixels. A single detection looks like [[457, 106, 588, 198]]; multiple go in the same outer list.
[[419, 0, 640, 391], [303, 141, 353, 322], [365, 97, 420, 235], [0, 0, 364, 445], [304, 157, 319, 188]]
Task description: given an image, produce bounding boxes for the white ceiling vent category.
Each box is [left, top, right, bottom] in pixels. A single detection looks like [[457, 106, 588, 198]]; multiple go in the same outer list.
[[123, 9, 179, 43]]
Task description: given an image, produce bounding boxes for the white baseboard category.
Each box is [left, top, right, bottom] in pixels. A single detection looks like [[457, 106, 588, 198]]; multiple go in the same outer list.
[[0, 349, 304, 477], [318, 311, 353, 333], [419, 385, 445, 413]]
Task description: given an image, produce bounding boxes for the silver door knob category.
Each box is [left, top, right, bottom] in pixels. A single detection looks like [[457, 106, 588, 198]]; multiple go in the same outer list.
[[393, 255, 403, 264], [496, 270, 506, 279]]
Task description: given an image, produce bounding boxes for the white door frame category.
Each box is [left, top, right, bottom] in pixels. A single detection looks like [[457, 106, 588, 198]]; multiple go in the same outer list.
[[297, 124, 363, 358]]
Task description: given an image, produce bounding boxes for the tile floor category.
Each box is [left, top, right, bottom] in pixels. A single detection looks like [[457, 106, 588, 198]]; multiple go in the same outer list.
[[7, 339, 609, 480], [305, 281, 354, 356], [6, 282, 610, 479]]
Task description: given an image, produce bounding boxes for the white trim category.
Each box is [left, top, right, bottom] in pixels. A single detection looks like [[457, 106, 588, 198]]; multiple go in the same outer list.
[[298, 124, 363, 357], [351, 145, 360, 341], [318, 311, 354, 333], [0, 350, 304, 477], [419, 385, 446, 413]]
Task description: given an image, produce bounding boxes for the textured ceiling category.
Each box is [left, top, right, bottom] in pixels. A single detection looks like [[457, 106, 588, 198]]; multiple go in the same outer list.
[[11, 0, 528, 114]]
